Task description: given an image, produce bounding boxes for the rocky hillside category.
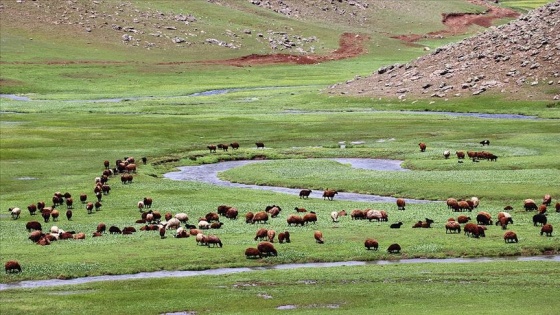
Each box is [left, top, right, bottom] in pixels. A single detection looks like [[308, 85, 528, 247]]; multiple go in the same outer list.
[[328, 1, 560, 101]]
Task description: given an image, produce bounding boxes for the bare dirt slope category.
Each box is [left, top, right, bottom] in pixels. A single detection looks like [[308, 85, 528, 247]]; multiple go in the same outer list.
[[328, 1, 560, 101]]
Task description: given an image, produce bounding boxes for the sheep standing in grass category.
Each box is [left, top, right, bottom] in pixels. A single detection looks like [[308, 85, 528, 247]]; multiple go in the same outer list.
[[445, 221, 461, 234], [387, 243, 401, 253], [540, 224, 553, 237], [364, 238, 379, 250], [257, 241, 277, 257], [206, 235, 223, 248], [396, 198, 406, 210], [278, 231, 291, 243], [314, 230, 324, 244], [8, 207, 21, 220], [390, 222, 403, 229], [245, 247, 261, 259], [5, 260, 22, 274], [503, 231, 518, 243]]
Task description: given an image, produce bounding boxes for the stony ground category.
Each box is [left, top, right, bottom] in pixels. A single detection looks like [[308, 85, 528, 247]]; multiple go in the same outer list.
[[327, 1, 560, 101]]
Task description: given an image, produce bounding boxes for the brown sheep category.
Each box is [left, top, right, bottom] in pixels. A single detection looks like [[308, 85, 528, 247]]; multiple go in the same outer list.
[[456, 151, 465, 159], [28, 230, 44, 243], [251, 211, 269, 224], [555, 202, 560, 212], [464, 223, 485, 238], [294, 207, 307, 213], [542, 194, 552, 206], [122, 226, 136, 234], [245, 247, 261, 259], [217, 205, 230, 216], [538, 204, 547, 214], [205, 212, 220, 222], [457, 200, 472, 212], [254, 228, 268, 241], [299, 189, 312, 199], [230, 142, 240, 150], [59, 232, 74, 240], [496, 212, 513, 229], [387, 243, 401, 253], [159, 226, 166, 239], [5, 260, 22, 274], [109, 226, 122, 234], [225, 208, 238, 220], [476, 211, 493, 225], [26, 221, 42, 232], [65, 210, 72, 221], [540, 224, 553, 237], [322, 189, 338, 201], [267, 229, 276, 243], [350, 209, 366, 220], [364, 238, 379, 250], [268, 207, 281, 218], [210, 222, 224, 229], [86, 202, 94, 214], [503, 231, 518, 243], [366, 210, 388, 222], [445, 221, 461, 234], [92, 232, 103, 237], [396, 198, 406, 210], [523, 199, 538, 211], [303, 212, 318, 225], [207, 145, 217, 153], [287, 214, 304, 226], [206, 235, 223, 247], [457, 215, 471, 224], [97, 223, 107, 234], [418, 142, 426, 152], [257, 241, 277, 257], [245, 211, 254, 224], [51, 209, 60, 222], [278, 231, 291, 243], [503, 205, 514, 211], [314, 230, 324, 244], [413, 218, 434, 228], [195, 233, 207, 245], [41, 208, 52, 223], [446, 198, 459, 211], [27, 204, 37, 216]]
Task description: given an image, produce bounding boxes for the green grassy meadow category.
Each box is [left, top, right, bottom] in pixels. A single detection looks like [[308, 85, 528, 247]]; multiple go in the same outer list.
[[1, 0, 559, 314]]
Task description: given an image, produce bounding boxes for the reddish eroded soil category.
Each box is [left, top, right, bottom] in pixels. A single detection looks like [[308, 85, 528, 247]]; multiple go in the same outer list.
[[393, 0, 519, 42], [215, 0, 517, 66], [208, 32, 369, 66]]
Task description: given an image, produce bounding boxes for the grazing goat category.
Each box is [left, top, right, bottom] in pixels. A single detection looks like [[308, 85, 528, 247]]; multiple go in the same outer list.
[[364, 238, 379, 250]]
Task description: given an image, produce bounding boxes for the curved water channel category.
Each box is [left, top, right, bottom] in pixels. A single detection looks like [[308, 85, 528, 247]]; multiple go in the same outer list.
[[0, 92, 540, 119], [1, 255, 558, 291], [164, 158, 431, 203]]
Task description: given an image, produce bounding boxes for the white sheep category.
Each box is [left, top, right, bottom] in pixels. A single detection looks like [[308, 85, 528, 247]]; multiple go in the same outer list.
[[166, 218, 181, 230], [175, 212, 189, 223], [8, 207, 21, 220], [198, 220, 210, 229], [330, 211, 339, 222]]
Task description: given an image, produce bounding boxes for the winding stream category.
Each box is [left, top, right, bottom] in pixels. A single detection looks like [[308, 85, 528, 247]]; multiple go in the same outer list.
[[163, 158, 432, 203], [1, 255, 558, 291]]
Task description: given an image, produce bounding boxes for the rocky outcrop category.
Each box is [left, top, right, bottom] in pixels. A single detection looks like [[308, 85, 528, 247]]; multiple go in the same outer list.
[[329, 1, 560, 100]]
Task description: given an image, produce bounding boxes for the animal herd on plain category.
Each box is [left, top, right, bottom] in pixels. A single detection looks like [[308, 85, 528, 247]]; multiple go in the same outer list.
[[4, 140, 557, 274]]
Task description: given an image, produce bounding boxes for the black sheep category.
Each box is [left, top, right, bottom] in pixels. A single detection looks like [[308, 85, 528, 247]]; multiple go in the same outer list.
[[533, 213, 547, 226], [390, 222, 403, 229]]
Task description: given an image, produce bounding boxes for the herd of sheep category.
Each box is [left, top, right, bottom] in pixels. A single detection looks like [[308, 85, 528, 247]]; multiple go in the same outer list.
[[4, 151, 558, 274]]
